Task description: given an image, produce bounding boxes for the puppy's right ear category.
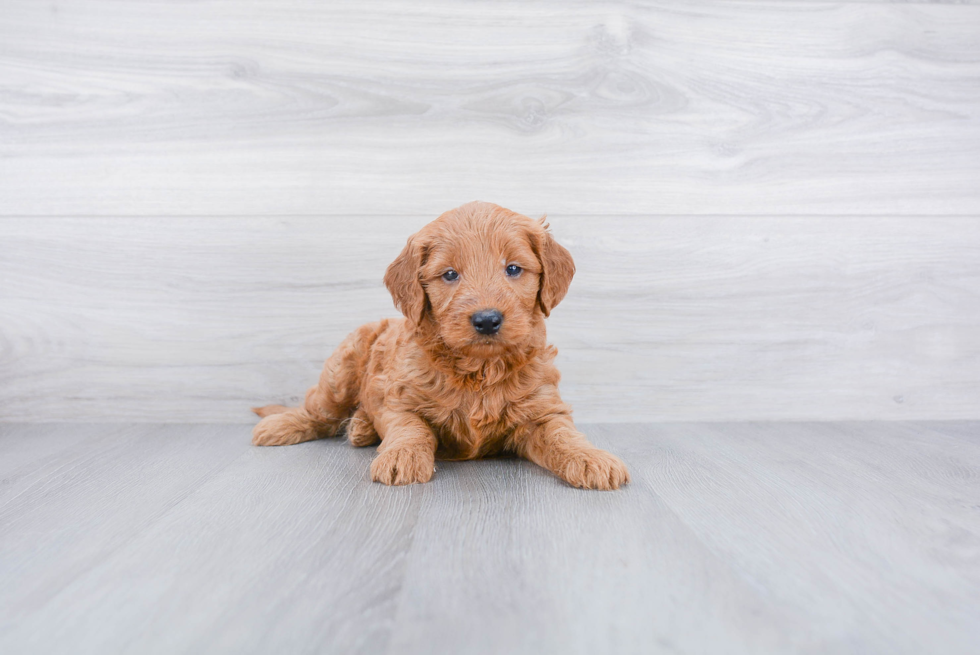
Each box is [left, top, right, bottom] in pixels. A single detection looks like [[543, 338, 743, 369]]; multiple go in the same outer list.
[[384, 234, 427, 324]]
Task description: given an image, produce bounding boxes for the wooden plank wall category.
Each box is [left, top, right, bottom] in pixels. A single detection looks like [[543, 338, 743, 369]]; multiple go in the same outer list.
[[2, 0, 979, 422]]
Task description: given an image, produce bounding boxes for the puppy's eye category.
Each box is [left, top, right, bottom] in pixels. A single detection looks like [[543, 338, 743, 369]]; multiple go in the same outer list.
[[505, 264, 522, 277], [442, 269, 459, 282]]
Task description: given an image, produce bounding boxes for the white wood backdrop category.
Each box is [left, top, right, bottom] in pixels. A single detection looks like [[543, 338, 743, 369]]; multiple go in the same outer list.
[[2, 0, 979, 422]]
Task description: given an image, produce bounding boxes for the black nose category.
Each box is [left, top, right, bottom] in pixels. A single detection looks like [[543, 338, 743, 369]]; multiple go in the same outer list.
[[471, 309, 503, 335]]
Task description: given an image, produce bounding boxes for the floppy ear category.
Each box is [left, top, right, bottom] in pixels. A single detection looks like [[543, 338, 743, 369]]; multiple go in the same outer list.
[[532, 222, 576, 317], [384, 234, 428, 324]]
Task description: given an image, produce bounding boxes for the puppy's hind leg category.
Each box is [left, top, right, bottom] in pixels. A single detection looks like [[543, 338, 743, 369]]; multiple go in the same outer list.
[[253, 383, 350, 447], [346, 407, 379, 447], [252, 322, 382, 447], [252, 405, 331, 447]]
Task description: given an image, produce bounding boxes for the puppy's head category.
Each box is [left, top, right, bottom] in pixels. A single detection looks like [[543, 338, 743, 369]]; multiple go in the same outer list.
[[385, 201, 574, 358]]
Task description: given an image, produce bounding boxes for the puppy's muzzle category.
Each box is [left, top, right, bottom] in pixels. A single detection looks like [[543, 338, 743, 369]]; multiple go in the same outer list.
[[471, 309, 503, 335]]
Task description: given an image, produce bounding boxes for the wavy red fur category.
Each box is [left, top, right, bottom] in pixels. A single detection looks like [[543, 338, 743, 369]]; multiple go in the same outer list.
[[252, 201, 630, 489]]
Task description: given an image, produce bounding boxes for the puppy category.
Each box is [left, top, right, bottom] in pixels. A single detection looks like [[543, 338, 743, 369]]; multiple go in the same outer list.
[[252, 201, 630, 490]]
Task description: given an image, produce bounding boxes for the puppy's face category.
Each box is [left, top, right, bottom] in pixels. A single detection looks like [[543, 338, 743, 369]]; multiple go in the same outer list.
[[385, 202, 575, 358]]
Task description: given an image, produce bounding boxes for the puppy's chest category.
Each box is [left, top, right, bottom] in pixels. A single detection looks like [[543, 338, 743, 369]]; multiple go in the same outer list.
[[426, 388, 521, 460]]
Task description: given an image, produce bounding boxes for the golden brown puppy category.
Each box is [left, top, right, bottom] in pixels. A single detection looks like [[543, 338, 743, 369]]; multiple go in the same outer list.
[[252, 201, 629, 490]]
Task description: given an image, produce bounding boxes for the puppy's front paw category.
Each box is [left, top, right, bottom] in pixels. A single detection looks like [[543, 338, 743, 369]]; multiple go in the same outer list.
[[559, 448, 630, 490], [371, 445, 435, 485]]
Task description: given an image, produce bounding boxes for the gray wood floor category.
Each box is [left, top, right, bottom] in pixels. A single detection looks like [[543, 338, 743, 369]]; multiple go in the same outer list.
[[1, 422, 978, 654]]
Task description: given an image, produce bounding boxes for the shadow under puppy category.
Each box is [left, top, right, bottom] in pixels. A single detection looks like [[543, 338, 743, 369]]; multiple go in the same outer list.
[[252, 201, 629, 490]]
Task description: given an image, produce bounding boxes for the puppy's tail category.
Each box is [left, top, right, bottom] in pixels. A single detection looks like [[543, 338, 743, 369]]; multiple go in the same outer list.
[[252, 404, 291, 418]]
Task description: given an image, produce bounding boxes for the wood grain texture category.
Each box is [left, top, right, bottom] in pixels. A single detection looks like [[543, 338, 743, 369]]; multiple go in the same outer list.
[[2, 1, 979, 422], [621, 421, 980, 653], [0, 423, 109, 481], [0, 425, 246, 621], [385, 445, 794, 655], [1, 422, 978, 654], [1, 1, 979, 216], [0, 426, 419, 654], [2, 215, 979, 422]]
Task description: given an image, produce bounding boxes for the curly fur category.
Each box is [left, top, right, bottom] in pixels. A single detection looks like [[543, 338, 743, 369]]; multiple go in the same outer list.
[[252, 201, 630, 489]]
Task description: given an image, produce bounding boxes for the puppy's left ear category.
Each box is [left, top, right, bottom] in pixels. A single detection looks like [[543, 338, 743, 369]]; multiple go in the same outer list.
[[532, 221, 576, 317], [384, 234, 428, 324]]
